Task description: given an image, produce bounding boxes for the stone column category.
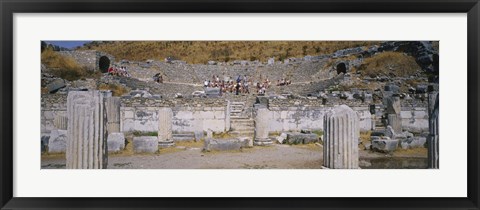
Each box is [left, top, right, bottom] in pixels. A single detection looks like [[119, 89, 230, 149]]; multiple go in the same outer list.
[[323, 105, 359, 169], [369, 104, 376, 131], [66, 91, 107, 169], [254, 106, 272, 146], [158, 107, 174, 148], [427, 92, 439, 168], [385, 95, 402, 133], [105, 97, 121, 134], [225, 100, 231, 132], [387, 114, 402, 133], [193, 111, 204, 141], [53, 115, 68, 130], [371, 114, 376, 131]]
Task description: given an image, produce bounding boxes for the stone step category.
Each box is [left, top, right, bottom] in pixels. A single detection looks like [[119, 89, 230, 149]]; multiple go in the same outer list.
[[231, 118, 254, 122], [231, 115, 249, 119], [231, 121, 254, 127], [230, 118, 255, 125], [230, 117, 252, 120], [229, 130, 254, 136], [172, 133, 195, 141], [230, 126, 254, 131], [231, 102, 245, 105]]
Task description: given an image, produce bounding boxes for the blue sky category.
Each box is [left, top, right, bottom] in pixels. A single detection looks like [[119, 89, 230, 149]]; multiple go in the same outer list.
[[45, 41, 92, 49]]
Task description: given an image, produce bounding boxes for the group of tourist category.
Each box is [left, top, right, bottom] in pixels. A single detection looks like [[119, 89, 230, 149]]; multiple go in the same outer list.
[[276, 78, 292, 86], [203, 74, 284, 95], [204, 75, 251, 95], [256, 77, 270, 95], [108, 65, 131, 77]]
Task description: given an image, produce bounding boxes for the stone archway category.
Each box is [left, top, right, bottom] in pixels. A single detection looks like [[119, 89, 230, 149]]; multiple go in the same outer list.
[[99, 56, 110, 73], [336, 62, 347, 74]]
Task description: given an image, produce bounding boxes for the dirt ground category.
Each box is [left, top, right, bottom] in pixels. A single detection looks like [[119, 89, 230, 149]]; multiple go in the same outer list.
[[41, 143, 428, 169]]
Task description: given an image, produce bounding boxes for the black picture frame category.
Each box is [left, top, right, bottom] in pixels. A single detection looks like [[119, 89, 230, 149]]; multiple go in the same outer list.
[[1, 0, 479, 209]]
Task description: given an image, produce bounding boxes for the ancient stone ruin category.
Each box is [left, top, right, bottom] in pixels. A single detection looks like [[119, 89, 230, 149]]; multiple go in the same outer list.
[[57, 50, 115, 72], [53, 115, 67, 130], [427, 92, 439, 168], [323, 105, 359, 169], [41, 41, 440, 169], [254, 106, 273, 146], [385, 95, 402, 133], [66, 90, 108, 169], [105, 97, 121, 133], [158, 107, 174, 148]]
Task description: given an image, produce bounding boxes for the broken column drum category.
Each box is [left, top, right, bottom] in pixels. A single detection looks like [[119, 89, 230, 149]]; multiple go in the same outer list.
[[323, 105, 360, 169], [254, 106, 273, 146], [105, 97, 121, 134], [158, 107, 174, 148], [385, 95, 402, 133], [427, 92, 439, 169], [66, 91, 107, 169]]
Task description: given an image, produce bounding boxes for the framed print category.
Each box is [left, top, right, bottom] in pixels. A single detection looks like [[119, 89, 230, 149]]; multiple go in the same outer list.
[[1, 0, 479, 209]]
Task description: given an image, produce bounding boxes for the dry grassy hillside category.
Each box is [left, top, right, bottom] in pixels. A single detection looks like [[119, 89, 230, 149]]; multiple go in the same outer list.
[[356, 52, 420, 77], [41, 48, 87, 81], [79, 41, 379, 64]]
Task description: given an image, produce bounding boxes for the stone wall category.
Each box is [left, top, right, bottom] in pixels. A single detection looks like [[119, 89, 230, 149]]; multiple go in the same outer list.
[[267, 98, 372, 132], [41, 94, 67, 133], [120, 97, 227, 133], [267, 106, 332, 132], [40, 93, 429, 135], [401, 98, 429, 133]]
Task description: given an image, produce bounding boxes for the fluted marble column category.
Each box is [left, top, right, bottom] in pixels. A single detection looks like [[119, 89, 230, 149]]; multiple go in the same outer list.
[[254, 106, 272, 146], [53, 115, 68, 130], [427, 92, 439, 169], [158, 107, 174, 148], [323, 105, 359, 169], [66, 91, 107, 169]]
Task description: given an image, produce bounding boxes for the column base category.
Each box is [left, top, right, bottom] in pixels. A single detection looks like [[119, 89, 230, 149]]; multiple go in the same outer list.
[[254, 138, 274, 146], [322, 166, 361, 169], [158, 140, 175, 148]]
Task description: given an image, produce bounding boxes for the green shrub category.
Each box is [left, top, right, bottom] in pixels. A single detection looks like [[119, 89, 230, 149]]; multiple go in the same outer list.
[[132, 131, 158, 136]]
